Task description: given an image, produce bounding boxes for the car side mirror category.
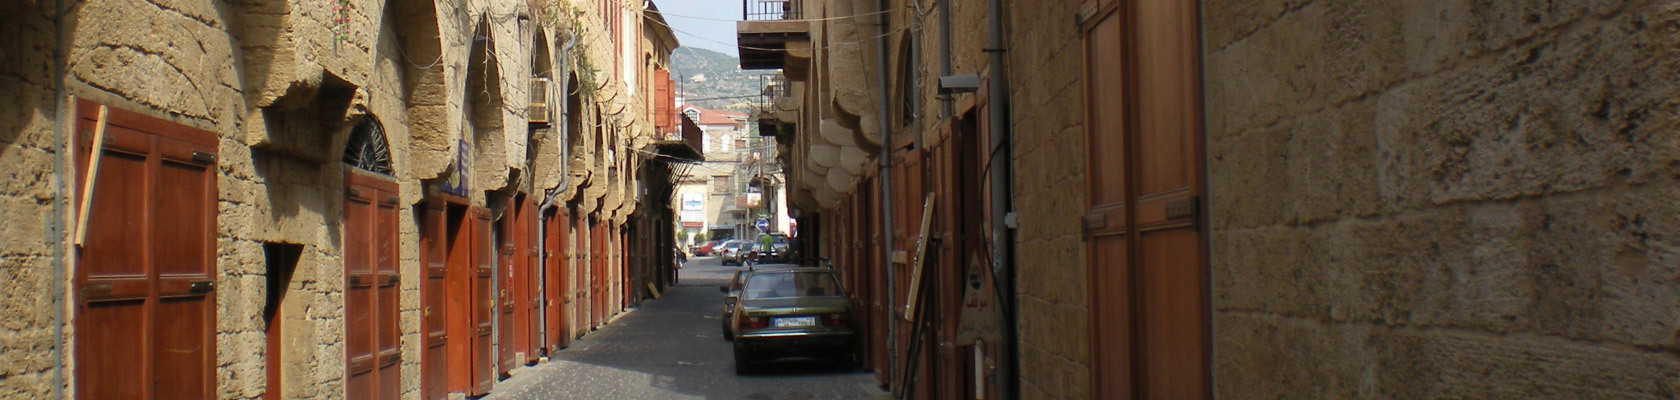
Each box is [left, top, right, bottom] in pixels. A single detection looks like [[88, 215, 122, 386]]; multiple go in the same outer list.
[[719, 285, 729, 293]]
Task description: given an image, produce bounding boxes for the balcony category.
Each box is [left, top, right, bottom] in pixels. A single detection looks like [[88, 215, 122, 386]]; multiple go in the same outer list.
[[757, 74, 790, 137], [737, 0, 810, 72]]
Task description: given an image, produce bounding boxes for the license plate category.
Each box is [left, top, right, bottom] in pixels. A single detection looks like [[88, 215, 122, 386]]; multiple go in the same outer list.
[[774, 316, 816, 328]]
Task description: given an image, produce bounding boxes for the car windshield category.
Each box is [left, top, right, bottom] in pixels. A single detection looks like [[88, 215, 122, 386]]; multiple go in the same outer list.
[[724, 242, 741, 250], [742, 271, 843, 300]]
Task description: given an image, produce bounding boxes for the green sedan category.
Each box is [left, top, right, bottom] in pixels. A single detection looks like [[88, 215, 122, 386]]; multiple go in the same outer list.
[[728, 267, 857, 374]]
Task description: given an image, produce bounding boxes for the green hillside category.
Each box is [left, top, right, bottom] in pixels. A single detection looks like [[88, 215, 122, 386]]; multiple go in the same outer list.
[[670, 47, 774, 112]]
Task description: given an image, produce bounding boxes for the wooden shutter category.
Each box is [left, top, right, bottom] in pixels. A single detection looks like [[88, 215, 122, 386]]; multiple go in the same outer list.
[[75, 99, 217, 400], [344, 171, 400, 400], [1083, 1, 1209, 398], [421, 201, 449, 400], [473, 207, 495, 395], [654, 70, 673, 132], [544, 207, 571, 351], [497, 197, 517, 375]]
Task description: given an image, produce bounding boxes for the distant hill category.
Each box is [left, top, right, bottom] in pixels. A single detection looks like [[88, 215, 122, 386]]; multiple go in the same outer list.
[[670, 47, 772, 112]]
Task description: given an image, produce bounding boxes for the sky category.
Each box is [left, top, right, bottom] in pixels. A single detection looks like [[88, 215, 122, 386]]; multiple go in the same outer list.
[[651, 0, 742, 55]]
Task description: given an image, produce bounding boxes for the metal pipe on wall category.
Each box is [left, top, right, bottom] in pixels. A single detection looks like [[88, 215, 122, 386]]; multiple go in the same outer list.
[[985, 0, 1018, 397], [536, 31, 578, 353], [874, 0, 899, 389]]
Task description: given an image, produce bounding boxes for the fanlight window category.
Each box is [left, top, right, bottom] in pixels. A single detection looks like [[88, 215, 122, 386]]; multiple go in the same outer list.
[[342, 117, 394, 176]]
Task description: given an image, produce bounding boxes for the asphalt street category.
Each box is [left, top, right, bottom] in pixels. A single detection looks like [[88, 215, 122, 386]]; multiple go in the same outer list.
[[484, 256, 890, 400]]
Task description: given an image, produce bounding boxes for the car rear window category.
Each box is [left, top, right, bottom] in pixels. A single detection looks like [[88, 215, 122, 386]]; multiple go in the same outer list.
[[742, 271, 843, 300]]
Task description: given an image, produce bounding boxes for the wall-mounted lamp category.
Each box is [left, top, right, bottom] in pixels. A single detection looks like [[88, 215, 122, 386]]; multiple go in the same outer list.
[[938, 74, 980, 95]]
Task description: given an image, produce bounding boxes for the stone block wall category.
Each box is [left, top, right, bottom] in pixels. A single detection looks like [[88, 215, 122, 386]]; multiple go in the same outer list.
[[0, 0, 658, 398], [0, 1, 67, 399], [1205, 0, 1680, 397], [1003, 0, 1094, 398]]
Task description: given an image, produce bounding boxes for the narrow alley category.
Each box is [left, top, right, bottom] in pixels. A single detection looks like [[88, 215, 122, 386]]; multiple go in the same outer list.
[[3, 0, 1679, 399], [485, 256, 887, 400]]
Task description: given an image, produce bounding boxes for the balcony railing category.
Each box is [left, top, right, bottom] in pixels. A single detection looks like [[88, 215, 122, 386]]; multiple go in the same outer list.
[[743, 0, 802, 21]]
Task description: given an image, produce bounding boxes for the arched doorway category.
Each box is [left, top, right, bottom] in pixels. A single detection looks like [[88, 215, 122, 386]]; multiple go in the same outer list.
[[341, 116, 401, 400]]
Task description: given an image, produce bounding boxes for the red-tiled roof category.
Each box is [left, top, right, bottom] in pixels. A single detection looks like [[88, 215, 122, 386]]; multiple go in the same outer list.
[[681, 104, 748, 126]]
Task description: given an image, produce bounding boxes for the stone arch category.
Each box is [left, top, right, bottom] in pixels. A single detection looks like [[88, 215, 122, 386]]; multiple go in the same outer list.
[[342, 115, 395, 176], [465, 17, 507, 191], [387, 0, 449, 178]]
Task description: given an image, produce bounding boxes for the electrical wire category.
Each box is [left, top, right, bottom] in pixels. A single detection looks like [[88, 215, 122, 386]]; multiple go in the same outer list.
[[649, 7, 890, 23]]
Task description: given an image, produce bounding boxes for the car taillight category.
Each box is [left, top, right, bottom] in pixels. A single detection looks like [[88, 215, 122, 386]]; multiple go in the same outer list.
[[822, 313, 848, 327], [744, 316, 767, 329]]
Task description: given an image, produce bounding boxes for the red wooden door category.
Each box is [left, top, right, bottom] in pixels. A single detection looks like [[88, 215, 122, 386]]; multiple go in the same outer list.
[[344, 171, 401, 400], [473, 208, 496, 394], [420, 201, 452, 400], [446, 204, 473, 395], [498, 197, 517, 375], [524, 199, 541, 359], [544, 207, 571, 351], [1084, 1, 1209, 398], [598, 220, 611, 326], [75, 100, 217, 400], [573, 211, 588, 339]]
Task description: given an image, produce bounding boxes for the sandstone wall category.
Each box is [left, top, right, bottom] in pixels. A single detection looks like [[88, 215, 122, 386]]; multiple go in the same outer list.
[[1002, 0, 1096, 397], [0, 0, 657, 398], [0, 1, 68, 398], [1205, 0, 1680, 397]]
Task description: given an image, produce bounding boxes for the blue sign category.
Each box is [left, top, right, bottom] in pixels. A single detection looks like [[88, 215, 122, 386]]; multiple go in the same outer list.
[[440, 140, 470, 197], [756, 219, 770, 232]]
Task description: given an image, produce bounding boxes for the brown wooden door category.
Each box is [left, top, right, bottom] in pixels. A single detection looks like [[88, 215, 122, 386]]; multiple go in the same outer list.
[[598, 220, 611, 326], [473, 208, 496, 394], [573, 210, 588, 339], [344, 171, 401, 400], [74, 100, 218, 400], [1084, 1, 1209, 398], [544, 207, 571, 351], [524, 199, 541, 359], [420, 201, 451, 400], [497, 197, 517, 375]]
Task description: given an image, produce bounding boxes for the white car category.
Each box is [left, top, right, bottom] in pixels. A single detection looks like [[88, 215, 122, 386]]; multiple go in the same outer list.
[[719, 240, 747, 265]]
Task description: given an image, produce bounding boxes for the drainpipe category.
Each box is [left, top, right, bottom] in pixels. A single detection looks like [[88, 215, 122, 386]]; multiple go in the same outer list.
[[51, 0, 69, 395], [938, 0, 950, 121], [536, 31, 578, 353], [985, 0, 1018, 398], [873, 0, 898, 389]]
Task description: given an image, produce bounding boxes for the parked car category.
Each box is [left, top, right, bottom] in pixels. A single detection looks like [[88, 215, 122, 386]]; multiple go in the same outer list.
[[719, 240, 747, 265], [691, 240, 719, 256], [728, 266, 856, 374], [718, 264, 801, 340]]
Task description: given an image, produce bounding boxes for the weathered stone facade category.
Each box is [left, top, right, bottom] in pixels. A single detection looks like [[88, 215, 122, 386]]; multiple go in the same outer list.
[[762, 0, 1680, 399], [1205, 0, 1680, 397], [0, 0, 677, 398]]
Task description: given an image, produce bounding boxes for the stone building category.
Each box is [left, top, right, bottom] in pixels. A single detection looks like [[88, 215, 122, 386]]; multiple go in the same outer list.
[[0, 0, 689, 398], [744, 0, 1680, 399]]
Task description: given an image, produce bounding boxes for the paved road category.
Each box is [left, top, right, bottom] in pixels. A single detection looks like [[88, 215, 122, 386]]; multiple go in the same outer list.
[[485, 256, 889, 400]]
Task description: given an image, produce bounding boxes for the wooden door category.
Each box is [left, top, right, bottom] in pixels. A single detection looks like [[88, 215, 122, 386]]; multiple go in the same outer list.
[[473, 208, 496, 394], [344, 171, 401, 400], [543, 207, 571, 351], [524, 199, 541, 360], [74, 100, 217, 400], [573, 210, 588, 339], [498, 197, 517, 375], [420, 200, 452, 400], [598, 220, 611, 326], [1084, 1, 1209, 398], [446, 204, 474, 395]]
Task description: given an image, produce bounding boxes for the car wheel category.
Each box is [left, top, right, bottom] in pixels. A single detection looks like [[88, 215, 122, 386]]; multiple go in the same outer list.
[[733, 344, 752, 375], [722, 320, 733, 341]]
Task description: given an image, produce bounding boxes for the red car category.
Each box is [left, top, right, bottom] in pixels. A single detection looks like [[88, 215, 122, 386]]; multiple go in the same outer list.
[[692, 240, 720, 256]]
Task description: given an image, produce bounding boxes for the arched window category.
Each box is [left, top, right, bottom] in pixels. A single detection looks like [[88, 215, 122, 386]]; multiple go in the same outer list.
[[342, 117, 394, 176]]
